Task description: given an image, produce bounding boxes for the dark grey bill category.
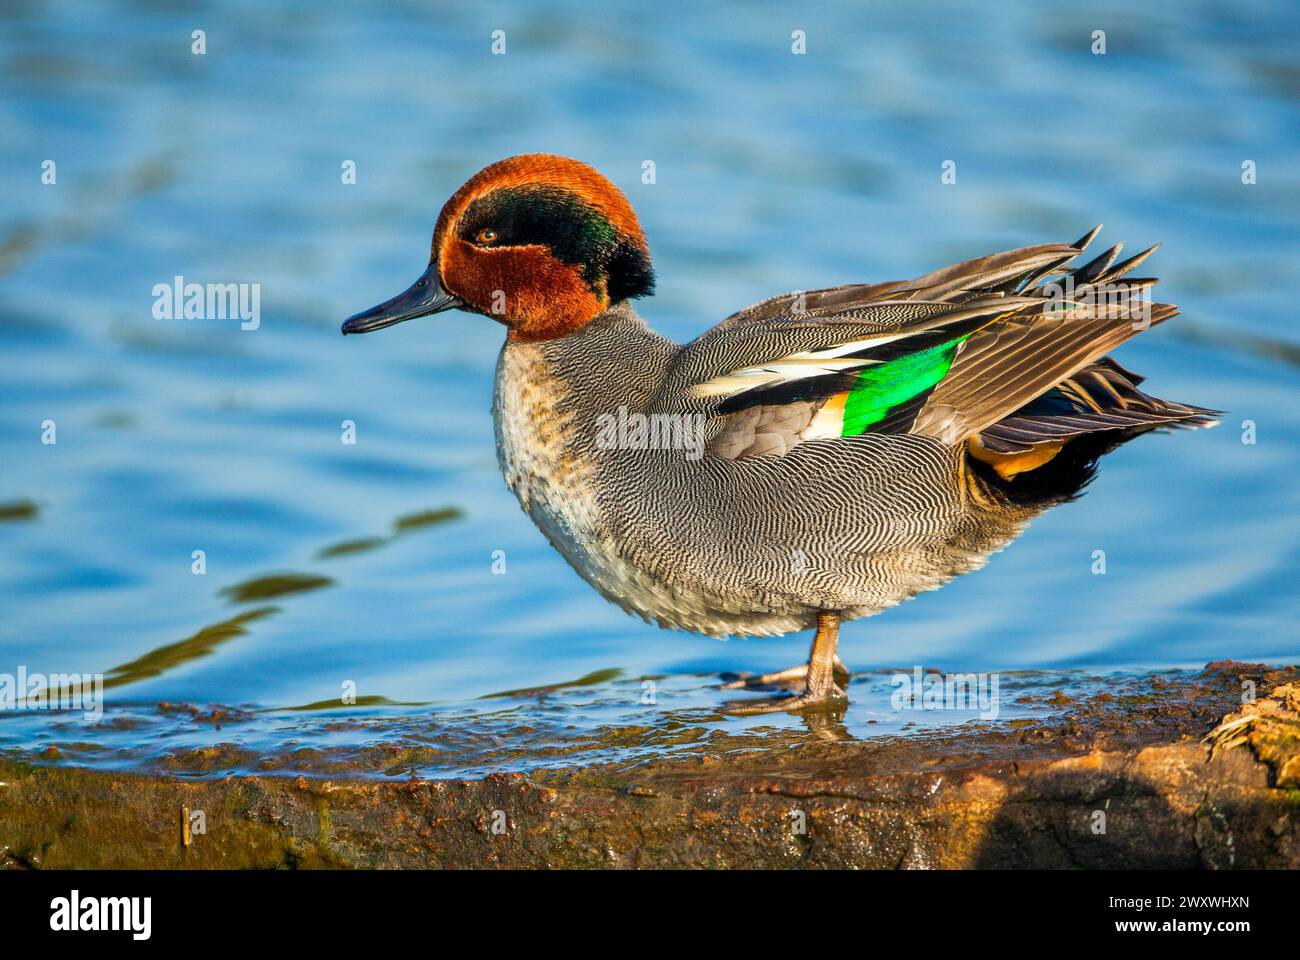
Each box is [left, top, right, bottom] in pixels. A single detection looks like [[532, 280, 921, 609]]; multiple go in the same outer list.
[[341, 261, 463, 334]]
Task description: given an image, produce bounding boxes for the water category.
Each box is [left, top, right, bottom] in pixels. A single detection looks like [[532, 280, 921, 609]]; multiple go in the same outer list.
[[1, 0, 1297, 778]]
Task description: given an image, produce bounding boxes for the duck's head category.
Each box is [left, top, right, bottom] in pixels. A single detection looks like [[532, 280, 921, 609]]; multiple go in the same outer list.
[[342, 154, 654, 341]]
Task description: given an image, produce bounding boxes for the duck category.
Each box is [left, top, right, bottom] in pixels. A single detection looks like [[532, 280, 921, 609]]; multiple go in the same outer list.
[[342, 153, 1217, 714]]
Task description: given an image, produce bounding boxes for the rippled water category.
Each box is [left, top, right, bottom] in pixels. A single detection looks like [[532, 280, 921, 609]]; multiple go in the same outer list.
[[1, 0, 1297, 777]]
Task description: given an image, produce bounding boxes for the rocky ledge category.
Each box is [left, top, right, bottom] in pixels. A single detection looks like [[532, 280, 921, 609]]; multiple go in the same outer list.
[[1, 662, 1297, 869]]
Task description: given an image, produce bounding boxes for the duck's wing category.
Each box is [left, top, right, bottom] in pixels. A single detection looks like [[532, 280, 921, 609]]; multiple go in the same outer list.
[[659, 228, 1217, 461]]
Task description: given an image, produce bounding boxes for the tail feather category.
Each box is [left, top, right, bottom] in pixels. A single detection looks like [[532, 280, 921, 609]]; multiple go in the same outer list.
[[977, 357, 1220, 455]]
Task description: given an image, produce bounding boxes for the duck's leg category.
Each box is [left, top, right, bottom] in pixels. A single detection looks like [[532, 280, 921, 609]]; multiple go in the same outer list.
[[718, 655, 850, 691], [721, 612, 848, 714]]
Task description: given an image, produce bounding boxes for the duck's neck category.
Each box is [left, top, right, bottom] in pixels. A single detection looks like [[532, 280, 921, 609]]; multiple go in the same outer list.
[[491, 302, 676, 503]]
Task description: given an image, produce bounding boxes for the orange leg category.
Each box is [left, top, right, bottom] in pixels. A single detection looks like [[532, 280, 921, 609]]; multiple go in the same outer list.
[[721, 612, 848, 714]]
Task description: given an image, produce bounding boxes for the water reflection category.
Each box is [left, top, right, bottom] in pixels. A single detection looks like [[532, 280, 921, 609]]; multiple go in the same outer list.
[[0, 500, 39, 522], [102, 607, 279, 691], [220, 573, 333, 604]]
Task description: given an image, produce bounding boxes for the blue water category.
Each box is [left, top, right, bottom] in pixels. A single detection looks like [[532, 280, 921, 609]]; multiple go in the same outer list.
[[1, 0, 1297, 776]]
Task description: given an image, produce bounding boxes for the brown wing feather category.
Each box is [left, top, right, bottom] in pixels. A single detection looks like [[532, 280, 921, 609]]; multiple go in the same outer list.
[[912, 301, 1178, 444], [908, 230, 1199, 446]]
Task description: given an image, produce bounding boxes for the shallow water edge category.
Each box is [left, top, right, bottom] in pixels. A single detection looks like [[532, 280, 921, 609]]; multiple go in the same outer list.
[[3, 661, 1296, 869]]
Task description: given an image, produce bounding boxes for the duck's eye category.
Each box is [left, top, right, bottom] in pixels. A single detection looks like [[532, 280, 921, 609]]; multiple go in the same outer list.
[[475, 228, 497, 245]]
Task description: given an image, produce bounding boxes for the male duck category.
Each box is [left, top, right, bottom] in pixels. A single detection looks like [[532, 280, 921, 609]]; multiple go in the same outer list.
[[344, 154, 1216, 713]]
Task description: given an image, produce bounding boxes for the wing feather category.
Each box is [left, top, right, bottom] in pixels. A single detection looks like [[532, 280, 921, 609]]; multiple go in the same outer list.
[[659, 227, 1214, 462]]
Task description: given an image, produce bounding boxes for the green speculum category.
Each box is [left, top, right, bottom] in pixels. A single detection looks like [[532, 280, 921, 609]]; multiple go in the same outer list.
[[840, 335, 968, 435]]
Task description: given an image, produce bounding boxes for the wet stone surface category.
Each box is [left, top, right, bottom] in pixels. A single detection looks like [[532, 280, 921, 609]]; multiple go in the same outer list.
[[2, 662, 1297, 868]]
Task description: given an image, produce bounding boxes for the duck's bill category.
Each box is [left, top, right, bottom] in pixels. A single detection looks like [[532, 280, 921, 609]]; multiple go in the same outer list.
[[341, 261, 463, 334]]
